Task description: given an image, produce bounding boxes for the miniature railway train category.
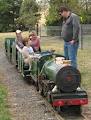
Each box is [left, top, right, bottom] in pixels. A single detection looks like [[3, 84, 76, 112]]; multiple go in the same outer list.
[[5, 38, 88, 114]]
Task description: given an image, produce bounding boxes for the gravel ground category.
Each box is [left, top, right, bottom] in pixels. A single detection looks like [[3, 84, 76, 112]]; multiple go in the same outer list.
[[0, 39, 91, 120]]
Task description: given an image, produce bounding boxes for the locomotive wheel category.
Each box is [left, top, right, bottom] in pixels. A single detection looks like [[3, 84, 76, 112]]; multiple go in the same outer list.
[[38, 82, 44, 97], [23, 76, 32, 84], [36, 79, 46, 97], [42, 85, 47, 97], [39, 87, 44, 97], [35, 81, 39, 91]]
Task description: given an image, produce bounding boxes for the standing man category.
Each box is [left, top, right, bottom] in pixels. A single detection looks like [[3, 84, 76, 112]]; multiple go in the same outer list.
[[59, 6, 80, 68]]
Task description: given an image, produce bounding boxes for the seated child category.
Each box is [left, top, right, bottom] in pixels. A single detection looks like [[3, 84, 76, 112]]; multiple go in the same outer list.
[[22, 38, 34, 66]]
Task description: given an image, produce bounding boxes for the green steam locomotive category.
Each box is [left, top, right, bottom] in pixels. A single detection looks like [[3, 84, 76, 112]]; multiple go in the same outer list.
[[5, 38, 88, 114]]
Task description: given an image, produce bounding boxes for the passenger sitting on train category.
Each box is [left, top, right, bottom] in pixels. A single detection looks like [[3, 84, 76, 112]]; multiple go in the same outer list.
[[15, 30, 24, 49], [22, 37, 34, 67], [29, 31, 41, 52]]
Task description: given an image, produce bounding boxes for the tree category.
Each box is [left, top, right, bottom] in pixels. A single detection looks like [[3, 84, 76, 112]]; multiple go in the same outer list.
[[17, 0, 40, 30], [46, 0, 91, 25], [46, 0, 63, 26], [79, 0, 91, 23], [0, 0, 22, 32]]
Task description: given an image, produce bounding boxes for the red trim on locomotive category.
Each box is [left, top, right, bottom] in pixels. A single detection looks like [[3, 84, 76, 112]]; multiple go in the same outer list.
[[52, 98, 88, 107]]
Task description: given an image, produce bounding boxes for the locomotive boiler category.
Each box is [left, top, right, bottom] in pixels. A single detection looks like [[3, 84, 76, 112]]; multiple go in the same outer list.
[[42, 58, 81, 93]]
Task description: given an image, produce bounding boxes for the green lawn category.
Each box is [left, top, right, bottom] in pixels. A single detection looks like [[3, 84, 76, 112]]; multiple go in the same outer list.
[[0, 85, 11, 120], [0, 32, 15, 120]]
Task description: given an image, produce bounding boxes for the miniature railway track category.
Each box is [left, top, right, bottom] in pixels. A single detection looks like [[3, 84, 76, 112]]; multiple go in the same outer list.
[[60, 113, 88, 120], [81, 113, 89, 120]]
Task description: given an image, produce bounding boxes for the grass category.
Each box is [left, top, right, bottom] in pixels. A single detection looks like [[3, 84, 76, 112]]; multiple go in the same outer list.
[[0, 85, 11, 120], [0, 32, 15, 120], [0, 31, 29, 40], [78, 49, 91, 90], [0, 68, 11, 120]]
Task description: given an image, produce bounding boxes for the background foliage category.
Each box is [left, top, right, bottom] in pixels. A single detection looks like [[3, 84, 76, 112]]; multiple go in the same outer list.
[[0, 0, 39, 32], [46, 0, 91, 26], [0, 0, 22, 32], [0, 0, 91, 32]]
